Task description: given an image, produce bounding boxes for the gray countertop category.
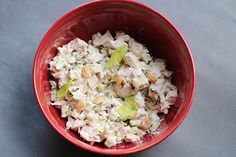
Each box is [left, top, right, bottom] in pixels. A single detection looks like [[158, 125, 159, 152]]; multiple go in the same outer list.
[[0, 0, 235, 156]]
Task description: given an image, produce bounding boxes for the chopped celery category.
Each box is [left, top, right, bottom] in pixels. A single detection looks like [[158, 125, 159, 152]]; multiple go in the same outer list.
[[118, 96, 137, 121], [106, 45, 128, 68], [56, 80, 73, 98]]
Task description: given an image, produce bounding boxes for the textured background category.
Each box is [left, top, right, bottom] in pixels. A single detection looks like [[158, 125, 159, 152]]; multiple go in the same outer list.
[[0, 0, 236, 156]]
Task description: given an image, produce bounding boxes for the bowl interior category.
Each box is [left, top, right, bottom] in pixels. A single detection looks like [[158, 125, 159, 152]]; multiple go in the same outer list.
[[33, 0, 195, 154]]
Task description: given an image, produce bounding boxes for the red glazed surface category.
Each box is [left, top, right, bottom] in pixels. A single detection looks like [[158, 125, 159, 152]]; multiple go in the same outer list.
[[33, 0, 196, 155]]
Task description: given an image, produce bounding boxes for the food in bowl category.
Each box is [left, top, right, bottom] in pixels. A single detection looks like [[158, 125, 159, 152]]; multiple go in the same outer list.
[[48, 31, 178, 147]]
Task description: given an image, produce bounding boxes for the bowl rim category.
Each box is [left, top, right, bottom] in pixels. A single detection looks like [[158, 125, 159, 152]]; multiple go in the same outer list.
[[33, 0, 196, 155]]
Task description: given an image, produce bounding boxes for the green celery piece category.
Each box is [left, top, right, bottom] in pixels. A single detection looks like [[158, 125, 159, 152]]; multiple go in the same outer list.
[[106, 45, 128, 68], [118, 96, 137, 121], [56, 80, 73, 98]]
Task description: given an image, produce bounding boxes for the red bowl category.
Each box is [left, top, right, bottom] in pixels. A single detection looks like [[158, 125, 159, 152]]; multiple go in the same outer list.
[[33, 0, 195, 155]]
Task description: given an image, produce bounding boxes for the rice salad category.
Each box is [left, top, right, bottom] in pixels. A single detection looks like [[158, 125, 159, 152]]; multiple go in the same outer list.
[[49, 31, 178, 147]]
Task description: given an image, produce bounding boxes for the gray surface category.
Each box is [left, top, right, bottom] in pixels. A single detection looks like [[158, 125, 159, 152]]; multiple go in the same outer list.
[[0, 0, 235, 156]]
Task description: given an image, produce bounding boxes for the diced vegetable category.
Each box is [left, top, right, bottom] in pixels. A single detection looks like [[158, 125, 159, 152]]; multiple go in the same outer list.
[[106, 45, 128, 68], [118, 96, 137, 121], [56, 80, 73, 98]]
